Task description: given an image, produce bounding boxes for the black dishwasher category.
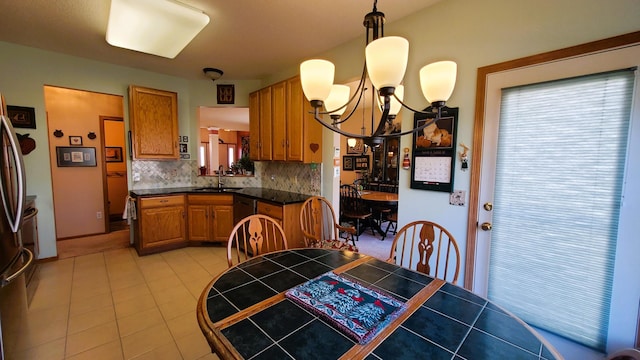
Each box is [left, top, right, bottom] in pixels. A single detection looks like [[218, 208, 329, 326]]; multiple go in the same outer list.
[[234, 195, 256, 224]]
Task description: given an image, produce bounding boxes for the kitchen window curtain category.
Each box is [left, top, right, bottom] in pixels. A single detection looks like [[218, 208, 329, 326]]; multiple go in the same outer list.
[[488, 68, 635, 351]]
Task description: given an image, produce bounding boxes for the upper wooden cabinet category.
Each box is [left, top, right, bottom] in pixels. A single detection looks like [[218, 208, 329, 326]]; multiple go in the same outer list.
[[129, 85, 179, 160], [249, 76, 323, 163]]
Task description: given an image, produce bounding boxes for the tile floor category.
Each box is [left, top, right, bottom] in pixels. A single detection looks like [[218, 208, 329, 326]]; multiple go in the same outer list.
[[11, 230, 393, 360], [11, 245, 230, 360]]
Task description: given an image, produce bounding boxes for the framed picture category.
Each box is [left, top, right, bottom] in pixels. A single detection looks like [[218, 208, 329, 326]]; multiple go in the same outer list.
[[346, 138, 364, 154], [56, 147, 97, 167], [410, 106, 459, 192], [69, 136, 83, 146], [179, 143, 187, 154], [105, 146, 123, 162], [7, 105, 36, 129], [217, 84, 235, 104], [354, 155, 370, 171], [342, 156, 354, 171]]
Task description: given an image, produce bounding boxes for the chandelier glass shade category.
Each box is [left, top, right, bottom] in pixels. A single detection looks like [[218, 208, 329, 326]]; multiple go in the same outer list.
[[299, 1, 457, 142]]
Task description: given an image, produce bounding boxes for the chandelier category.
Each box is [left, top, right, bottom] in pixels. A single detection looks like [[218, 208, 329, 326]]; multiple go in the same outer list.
[[299, 0, 457, 147]]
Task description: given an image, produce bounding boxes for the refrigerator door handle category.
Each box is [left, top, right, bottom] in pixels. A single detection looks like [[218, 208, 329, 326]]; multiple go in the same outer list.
[[0, 112, 26, 233], [0, 248, 33, 286]]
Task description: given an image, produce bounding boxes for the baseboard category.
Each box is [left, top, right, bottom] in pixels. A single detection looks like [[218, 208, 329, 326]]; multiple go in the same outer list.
[[57, 229, 131, 259]]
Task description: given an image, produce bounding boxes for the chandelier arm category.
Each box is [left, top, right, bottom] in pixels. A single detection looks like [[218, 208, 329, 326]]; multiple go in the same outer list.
[[312, 108, 378, 139], [391, 93, 441, 116], [324, 63, 369, 116], [331, 86, 367, 125], [377, 116, 439, 138]]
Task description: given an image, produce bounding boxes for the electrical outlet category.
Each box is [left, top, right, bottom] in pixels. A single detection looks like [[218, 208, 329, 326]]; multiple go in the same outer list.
[[96, 211, 103, 219]]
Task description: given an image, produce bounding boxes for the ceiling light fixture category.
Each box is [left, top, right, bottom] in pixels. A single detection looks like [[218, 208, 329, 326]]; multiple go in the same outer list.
[[299, 0, 457, 144], [106, 0, 210, 59], [203, 68, 224, 82]]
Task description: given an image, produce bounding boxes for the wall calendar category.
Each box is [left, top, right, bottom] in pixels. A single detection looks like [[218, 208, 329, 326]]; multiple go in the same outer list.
[[410, 106, 458, 192]]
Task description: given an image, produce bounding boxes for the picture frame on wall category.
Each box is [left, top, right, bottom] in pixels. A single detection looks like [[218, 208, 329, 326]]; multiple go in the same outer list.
[[105, 146, 123, 162], [56, 147, 97, 167], [346, 138, 364, 154], [7, 105, 36, 129], [342, 156, 354, 171], [217, 84, 235, 104], [410, 106, 459, 192], [69, 136, 83, 146]]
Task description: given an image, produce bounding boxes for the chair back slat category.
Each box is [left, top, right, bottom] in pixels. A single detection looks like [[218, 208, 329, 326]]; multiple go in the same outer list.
[[227, 214, 287, 267], [388, 220, 460, 284]]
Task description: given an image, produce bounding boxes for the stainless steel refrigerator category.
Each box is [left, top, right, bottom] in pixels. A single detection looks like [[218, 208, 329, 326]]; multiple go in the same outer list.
[[0, 94, 34, 359]]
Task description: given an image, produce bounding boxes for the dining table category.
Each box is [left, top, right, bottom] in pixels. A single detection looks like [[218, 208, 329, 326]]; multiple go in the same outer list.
[[359, 190, 398, 239], [197, 248, 562, 360]]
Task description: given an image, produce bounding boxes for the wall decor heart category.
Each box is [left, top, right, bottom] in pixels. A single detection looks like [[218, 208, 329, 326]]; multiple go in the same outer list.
[[309, 143, 319, 153]]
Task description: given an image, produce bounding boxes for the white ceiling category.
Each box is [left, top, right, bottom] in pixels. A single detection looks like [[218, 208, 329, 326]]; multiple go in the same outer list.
[[0, 0, 440, 129]]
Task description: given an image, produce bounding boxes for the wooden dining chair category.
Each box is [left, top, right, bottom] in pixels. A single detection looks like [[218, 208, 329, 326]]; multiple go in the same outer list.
[[227, 214, 288, 267], [299, 196, 359, 251], [387, 220, 460, 284], [339, 184, 373, 242]]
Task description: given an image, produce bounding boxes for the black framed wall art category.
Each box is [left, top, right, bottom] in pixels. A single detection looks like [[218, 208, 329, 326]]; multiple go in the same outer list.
[[410, 106, 458, 192], [56, 147, 97, 167]]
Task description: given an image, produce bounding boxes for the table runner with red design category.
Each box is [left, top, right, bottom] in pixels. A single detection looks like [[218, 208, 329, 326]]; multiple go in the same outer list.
[[285, 271, 406, 344]]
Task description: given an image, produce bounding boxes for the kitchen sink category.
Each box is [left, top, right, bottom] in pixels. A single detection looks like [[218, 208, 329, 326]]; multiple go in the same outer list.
[[192, 187, 241, 192]]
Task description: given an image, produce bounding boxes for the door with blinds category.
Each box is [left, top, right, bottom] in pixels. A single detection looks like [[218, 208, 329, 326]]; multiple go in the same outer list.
[[471, 42, 640, 355]]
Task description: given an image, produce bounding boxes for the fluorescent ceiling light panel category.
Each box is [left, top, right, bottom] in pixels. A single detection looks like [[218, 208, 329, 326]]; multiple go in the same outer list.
[[106, 0, 210, 59]]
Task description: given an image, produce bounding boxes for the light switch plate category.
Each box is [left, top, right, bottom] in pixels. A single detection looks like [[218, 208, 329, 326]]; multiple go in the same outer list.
[[450, 190, 465, 206]]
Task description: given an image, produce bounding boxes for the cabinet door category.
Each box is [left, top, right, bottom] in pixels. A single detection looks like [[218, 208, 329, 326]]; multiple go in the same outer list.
[[272, 81, 287, 161], [259, 87, 273, 160], [286, 77, 304, 162], [187, 205, 210, 241], [249, 91, 261, 161], [140, 206, 185, 248], [129, 86, 179, 160], [212, 205, 234, 242]]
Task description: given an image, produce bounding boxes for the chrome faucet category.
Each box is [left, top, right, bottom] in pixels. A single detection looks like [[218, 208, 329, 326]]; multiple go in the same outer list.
[[218, 165, 224, 188]]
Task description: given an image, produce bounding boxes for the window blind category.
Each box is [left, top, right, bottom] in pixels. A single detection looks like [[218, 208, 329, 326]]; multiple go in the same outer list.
[[488, 69, 635, 351]]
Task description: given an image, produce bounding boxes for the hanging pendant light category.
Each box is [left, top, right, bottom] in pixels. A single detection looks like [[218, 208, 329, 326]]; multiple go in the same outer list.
[[299, 0, 457, 142]]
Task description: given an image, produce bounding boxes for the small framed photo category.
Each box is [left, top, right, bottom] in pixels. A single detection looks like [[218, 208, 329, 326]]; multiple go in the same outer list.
[[217, 84, 235, 104], [179, 143, 187, 153], [69, 136, 83, 146], [342, 156, 354, 171], [7, 105, 36, 129], [105, 147, 123, 162], [56, 147, 97, 167]]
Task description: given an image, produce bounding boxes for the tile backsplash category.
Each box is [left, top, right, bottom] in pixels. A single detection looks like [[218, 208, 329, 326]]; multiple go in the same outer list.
[[131, 160, 321, 195]]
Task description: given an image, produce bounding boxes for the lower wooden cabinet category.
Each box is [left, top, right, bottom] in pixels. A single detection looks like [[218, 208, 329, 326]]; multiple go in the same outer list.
[[187, 194, 234, 242], [256, 201, 305, 249], [134, 195, 186, 255]]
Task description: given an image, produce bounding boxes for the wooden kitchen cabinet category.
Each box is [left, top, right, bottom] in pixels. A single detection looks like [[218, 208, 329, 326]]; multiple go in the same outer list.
[[248, 76, 322, 163], [129, 85, 179, 160], [256, 201, 305, 248], [187, 194, 234, 242], [134, 195, 186, 255]]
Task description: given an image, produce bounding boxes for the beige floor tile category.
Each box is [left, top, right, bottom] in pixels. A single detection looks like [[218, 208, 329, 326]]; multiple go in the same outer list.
[[175, 331, 212, 360], [197, 352, 220, 360], [108, 273, 147, 291], [111, 283, 152, 305], [70, 281, 111, 303], [113, 292, 157, 319], [150, 284, 194, 306], [6, 338, 66, 360], [138, 263, 176, 282], [184, 278, 213, 299], [65, 321, 119, 357], [70, 291, 114, 317], [120, 323, 175, 359], [28, 283, 72, 311], [66, 340, 124, 360], [166, 311, 200, 340], [68, 304, 116, 335], [117, 307, 164, 337], [14, 305, 69, 351], [158, 296, 196, 321], [128, 341, 183, 360], [146, 274, 183, 293]]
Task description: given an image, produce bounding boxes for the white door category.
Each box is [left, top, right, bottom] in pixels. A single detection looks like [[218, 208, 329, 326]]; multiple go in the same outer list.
[[470, 43, 640, 353]]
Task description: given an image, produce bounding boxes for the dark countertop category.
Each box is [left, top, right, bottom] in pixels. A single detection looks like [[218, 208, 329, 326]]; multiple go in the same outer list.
[[129, 187, 311, 205]]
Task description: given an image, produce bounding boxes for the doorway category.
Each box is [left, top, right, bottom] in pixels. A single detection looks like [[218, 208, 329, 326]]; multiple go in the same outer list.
[[466, 37, 640, 355], [101, 116, 129, 232]]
